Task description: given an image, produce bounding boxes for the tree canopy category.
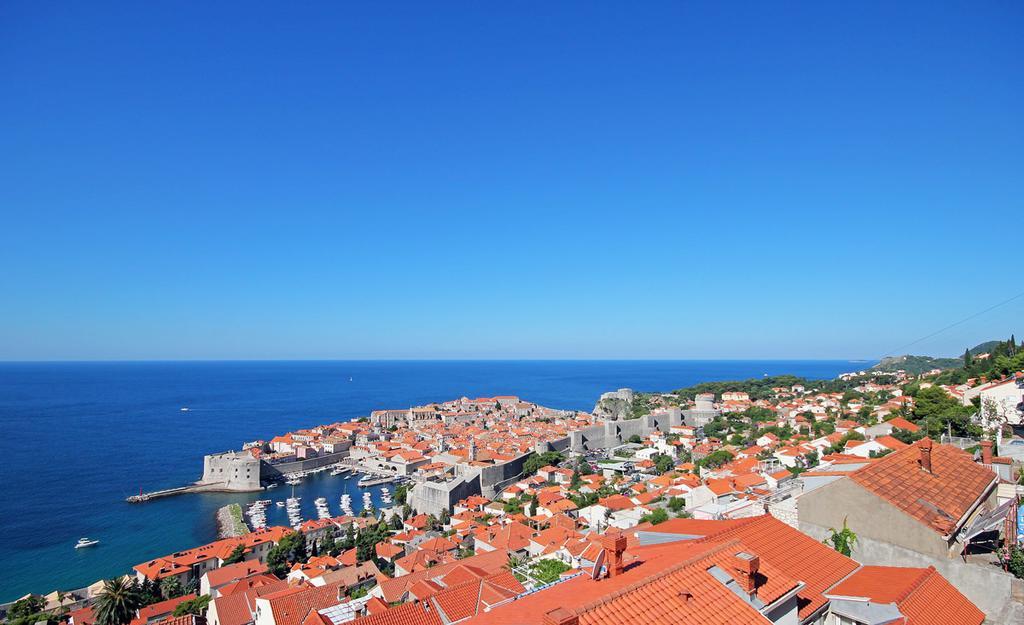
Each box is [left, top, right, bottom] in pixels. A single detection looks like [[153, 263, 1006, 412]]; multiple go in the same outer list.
[[95, 578, 143, 625]]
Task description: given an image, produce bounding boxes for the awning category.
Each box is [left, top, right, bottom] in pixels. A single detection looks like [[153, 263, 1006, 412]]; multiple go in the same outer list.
[[963, 499, 1014, 541]]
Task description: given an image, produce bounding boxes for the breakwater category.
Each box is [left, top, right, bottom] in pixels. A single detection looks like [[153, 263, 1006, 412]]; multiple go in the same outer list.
[[217, 503, 250, 538]]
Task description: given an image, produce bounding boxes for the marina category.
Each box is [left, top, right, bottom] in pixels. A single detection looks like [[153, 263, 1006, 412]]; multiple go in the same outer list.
[[226, 468, 397, 534]]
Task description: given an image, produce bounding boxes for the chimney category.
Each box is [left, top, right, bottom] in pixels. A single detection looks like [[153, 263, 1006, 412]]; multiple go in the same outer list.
[[730, 551, 760, 596], [601, 531, 628, 578], [918, 438, 933, 474], [543, 608, 578, 625], [980, 440, 993, 465]]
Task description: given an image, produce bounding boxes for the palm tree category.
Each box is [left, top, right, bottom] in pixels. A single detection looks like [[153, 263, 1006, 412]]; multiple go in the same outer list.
[[56, 591, 70, 621], [94, 578, 142, 625]]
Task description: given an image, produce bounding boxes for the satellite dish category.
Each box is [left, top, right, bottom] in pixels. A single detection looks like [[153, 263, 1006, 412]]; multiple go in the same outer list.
[[592, 549, 607, 580]]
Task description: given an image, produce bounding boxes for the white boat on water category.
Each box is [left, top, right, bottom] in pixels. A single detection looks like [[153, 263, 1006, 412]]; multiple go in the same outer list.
[[75, 537, 99, 549]]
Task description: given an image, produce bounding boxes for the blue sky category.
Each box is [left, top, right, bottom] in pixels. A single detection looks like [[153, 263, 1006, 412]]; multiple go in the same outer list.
[[1, 2, 1021, 360]]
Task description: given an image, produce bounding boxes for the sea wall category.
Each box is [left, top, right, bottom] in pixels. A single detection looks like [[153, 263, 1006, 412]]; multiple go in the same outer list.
[[260, 450, 350, 481]]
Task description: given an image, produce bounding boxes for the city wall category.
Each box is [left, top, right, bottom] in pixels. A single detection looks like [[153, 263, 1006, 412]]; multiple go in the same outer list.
[[411, 411, 684, 513], [260, 450, 350, 481]]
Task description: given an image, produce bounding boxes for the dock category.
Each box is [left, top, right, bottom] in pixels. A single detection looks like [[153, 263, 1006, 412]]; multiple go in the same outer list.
[[126, 481, 258, 503], [357, 476, 396, 487], [126, 485, 197, 502]]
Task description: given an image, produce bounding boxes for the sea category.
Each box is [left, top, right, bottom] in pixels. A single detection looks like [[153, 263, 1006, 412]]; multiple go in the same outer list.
[[0, 359, 869, 601]]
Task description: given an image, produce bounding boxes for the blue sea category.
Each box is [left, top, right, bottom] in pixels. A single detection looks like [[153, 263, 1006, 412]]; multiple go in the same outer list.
[[0, 359, 868, 601]]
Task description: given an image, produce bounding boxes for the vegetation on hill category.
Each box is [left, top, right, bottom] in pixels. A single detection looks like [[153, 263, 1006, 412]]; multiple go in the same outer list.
[[870, 338, 1019, 375], [932, 336, 1022, 385], [870, 354, 962, 374], [670, 374, 863, 402]]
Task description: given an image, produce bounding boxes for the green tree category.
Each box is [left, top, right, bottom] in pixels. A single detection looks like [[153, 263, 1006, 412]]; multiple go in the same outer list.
[[640, 508, 669, 525], [95, 578, 143, 625], [172, 595, 211, 617], [803, 450, 819, 469], [394, 485, 408, 505], [266, 531, 307, 578], [667, 497, 686, 513], [6, 596, 50, 625], [389, 513, 404, 530], [522, 451, 564, 477], [696, 449, 734, 470], [890, 427, 923, 445], [1008, 545, 1024, 580], [159, 577, 184, 600], [652, 454, 675, 475], [570, 470, 582, 490], [528, 559, 571, 583], [137, 578, 162, 606], [627, 434, 642, 444], [222, 544, 246, 565], [824, 518, 857, 557], [348, 587, 368, 599], [913, 386, 979, 437]]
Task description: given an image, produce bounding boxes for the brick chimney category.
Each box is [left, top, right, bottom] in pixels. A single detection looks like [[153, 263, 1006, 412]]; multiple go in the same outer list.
[[730, 551, 760, 596], [543, 608, 578, 625], [918, 438, 933, 474], [980, 440, 993, 465], [601, 531, 628, 578]]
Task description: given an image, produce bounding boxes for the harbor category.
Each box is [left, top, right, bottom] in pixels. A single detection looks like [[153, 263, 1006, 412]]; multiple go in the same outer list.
[[232, 464, 404, 533]]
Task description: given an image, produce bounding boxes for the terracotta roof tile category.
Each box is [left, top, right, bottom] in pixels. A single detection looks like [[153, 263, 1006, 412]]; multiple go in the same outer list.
[[828, 565, 983, 625], [848, 439, 997, 535]]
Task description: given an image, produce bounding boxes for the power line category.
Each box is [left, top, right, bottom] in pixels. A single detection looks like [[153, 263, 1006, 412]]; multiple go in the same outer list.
[[883, 290, 1024, 357]]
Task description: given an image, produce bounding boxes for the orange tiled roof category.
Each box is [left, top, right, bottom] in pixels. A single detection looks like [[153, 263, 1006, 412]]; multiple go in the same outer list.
[[828, 565, 983, 625], [265, 582, 345, 625], [848, 439, 997, 535], [700, 515, 859, 619], [349, 602, 442, 625], [461, 539, 789, 625]]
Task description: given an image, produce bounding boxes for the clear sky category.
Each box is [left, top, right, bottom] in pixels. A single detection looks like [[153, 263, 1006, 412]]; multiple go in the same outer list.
[[1, 2, 1021, 360]]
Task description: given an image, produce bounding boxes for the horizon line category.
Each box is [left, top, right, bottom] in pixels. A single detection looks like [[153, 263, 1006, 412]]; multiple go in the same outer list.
[[0, 357, 880, 364]]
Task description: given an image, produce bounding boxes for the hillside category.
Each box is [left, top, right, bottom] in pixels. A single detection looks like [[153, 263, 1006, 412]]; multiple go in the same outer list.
[[870, 354, 962, 374], [870, 339, 1004, 375]]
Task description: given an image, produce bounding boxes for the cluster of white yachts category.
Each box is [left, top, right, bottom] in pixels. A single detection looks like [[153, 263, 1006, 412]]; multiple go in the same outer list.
[[245, 499, 272, 529], [249, 487, 395, 531]]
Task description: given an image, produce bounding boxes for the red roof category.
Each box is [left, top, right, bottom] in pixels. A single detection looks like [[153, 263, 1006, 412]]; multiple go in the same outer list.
[[264, 583, 345, 625], [204, 559, 268, 587], [377, 548, 510, 603], [460, 538, 793, 625], [696, 515, 859, 620], [211, 578, 287, 625], [131, 595, 196, 625], [828, 566, 983, 625], [885, 416, 921, 432], [349, 602, 441, 625], [848, 439, 997, 535]]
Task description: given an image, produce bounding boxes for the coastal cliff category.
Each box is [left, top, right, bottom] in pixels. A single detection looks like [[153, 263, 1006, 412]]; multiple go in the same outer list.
[[593, 388, 634, 420]]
